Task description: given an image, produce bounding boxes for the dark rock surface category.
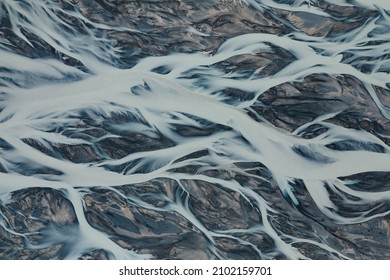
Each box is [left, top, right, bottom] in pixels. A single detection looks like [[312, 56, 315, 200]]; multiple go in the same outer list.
[[1, 0, 389, 260]]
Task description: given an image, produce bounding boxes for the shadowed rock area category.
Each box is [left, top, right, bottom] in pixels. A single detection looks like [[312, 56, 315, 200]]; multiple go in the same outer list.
[[0, 188, 78, 259], [1, 0, 390, 260]]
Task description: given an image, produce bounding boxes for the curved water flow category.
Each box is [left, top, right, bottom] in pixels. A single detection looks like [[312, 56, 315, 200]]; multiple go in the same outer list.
[[1, 0, 390, 259]]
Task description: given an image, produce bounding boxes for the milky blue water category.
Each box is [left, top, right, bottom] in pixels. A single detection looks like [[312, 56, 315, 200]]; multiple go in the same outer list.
[[1, 0, 390, 259]]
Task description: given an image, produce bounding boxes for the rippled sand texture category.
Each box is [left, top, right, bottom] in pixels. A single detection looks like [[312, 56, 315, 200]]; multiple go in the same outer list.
[[1, 0, 390, 259]]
